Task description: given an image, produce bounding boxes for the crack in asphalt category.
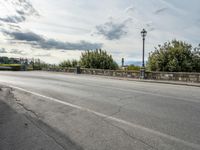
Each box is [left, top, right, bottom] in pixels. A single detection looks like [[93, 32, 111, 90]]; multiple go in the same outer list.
[[6, 84, 200, 150], [103, 94, 157, 150], [9, 90, 67, 150], [23, 114, 66, 150], [1, 87, 65, 150], [12, 87, 156, 150], [17, 101, 40, 118], [90, 93, 155, 149], [109, 94, 141, 117], [104, 119, 157, 150], [109, 105, 123, 117]]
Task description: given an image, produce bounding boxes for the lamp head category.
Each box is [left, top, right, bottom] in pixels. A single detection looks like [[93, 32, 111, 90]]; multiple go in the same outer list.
[[141, 28, 147, 38]]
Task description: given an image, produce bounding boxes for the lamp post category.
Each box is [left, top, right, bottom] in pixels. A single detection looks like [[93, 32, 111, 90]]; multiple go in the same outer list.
[[140, 28, 147, 79]]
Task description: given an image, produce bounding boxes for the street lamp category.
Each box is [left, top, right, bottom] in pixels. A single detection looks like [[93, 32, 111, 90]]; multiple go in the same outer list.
[[140, 28, 147, 79]]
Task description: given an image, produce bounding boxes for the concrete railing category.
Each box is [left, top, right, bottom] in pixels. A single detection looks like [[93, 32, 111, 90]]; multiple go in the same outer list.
[[42, 67, 200, 83]]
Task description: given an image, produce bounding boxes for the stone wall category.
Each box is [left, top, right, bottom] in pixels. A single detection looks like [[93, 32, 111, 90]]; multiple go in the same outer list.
[[42, 67, 200, 83], [146, 72, 200, 83]]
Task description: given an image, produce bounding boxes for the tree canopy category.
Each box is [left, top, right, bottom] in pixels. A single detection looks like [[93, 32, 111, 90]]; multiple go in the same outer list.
[[0, 56, 20, 64], [59, 59, 78, 68], [127, 65, 140, 71], [80, 49, 118, 70], [147, 40, 200, 72]]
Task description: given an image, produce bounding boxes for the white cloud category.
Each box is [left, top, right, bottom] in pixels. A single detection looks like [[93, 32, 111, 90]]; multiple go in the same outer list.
[[0, 0, 199, 64]]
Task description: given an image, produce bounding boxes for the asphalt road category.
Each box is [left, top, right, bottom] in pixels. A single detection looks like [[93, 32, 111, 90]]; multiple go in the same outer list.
[[0, 71, 200, 150]]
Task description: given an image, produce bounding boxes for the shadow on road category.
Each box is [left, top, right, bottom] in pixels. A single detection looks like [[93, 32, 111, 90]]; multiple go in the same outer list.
[[0, 88, 83, 150]]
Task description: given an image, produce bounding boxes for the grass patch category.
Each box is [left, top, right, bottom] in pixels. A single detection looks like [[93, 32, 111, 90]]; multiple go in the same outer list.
[[0, 64, 21, 67], [0, 64, 22, 71]]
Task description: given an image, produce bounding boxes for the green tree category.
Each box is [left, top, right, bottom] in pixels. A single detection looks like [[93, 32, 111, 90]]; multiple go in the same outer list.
[[59, 59, 79, 68], [193, 44, 200, 72], [59, 60, 72, 68], [0, 56, 21, 64], [127, 65, 140, 71], [71, 59, 79, 67], [147, 40, 200, 72], [80, 49, 118, 70]]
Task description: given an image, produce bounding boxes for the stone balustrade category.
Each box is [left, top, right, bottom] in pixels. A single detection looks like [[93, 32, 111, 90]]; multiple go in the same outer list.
[[42, 67, 200, 83]]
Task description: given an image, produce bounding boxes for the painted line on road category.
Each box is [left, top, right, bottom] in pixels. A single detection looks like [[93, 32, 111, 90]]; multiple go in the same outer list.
[[0, 74, 199, 104], [7, 85, 200, 149]]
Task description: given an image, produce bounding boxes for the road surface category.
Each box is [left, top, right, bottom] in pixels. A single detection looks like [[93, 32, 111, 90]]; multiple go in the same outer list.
[[0, 71, 200, 150]]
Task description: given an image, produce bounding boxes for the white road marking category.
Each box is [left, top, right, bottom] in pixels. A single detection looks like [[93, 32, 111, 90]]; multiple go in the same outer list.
[[0, 75, 199, 104], [5, 84, 200, 149]]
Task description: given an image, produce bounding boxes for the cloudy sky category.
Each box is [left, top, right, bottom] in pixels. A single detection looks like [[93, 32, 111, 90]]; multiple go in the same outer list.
[[0, 0, 199, 64]]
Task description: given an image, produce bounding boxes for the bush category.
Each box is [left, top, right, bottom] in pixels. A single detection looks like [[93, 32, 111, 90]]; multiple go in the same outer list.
[[0, 64, 22, 71], [59, 59, 78, 68], [80, 49, 118, 70], [147, 40, 200, 72], [127, 65, 140, 71]]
